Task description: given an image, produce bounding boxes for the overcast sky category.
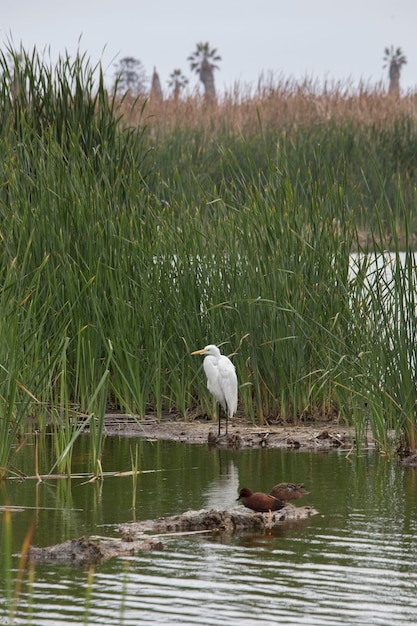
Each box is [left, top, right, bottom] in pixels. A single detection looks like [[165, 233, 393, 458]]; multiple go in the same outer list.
[[2, 1, 416, 94]]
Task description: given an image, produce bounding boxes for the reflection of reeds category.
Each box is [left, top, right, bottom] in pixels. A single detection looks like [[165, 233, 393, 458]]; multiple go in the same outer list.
[[83, 566, 95, 626], [2, 508, 13, 620], [0, 44, 415, 474], [130, 443, 140, 515], [1, 508, 35, 623], [1, 505, 129, 623]]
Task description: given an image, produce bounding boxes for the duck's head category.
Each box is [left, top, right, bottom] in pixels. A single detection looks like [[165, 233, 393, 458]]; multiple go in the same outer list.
[[237, 487, 253, 501]]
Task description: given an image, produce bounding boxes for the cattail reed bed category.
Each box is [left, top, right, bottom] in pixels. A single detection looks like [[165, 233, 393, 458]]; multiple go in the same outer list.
[[0, 46, 416, 479]]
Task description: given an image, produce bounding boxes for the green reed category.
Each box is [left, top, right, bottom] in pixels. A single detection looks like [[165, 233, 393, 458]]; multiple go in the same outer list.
[[0, 44, 416, 471], [85, 339, 113, 477], [347, 211, 417, 453]]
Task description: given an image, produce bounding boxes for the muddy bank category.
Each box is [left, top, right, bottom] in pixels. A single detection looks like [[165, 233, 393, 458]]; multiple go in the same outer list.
[[101, 413, 362, 450], [28, 504, 318, 566]]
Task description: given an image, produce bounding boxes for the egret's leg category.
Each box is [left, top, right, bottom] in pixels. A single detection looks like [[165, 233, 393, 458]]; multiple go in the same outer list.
[[225, 407, 229, 435], [217, 403, 222, 436]]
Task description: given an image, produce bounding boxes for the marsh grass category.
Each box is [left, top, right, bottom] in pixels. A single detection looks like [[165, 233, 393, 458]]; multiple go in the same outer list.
[[0, 44, 416, 476], [348, 232, 417, 452]]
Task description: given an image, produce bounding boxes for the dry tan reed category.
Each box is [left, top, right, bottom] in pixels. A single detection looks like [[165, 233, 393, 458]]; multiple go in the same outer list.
[[118, 76, 417, 135]]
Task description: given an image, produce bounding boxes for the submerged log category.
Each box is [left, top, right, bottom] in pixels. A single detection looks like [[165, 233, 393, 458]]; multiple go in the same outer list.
[[119, 504, 318, 537], [28, 535, 163, 567], [28, 504, 318, 567]]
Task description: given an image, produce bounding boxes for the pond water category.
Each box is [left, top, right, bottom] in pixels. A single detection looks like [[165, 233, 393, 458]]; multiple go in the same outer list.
[[1, 436, 417, 625]]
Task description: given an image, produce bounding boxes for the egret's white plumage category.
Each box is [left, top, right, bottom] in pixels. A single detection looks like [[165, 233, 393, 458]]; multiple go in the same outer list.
[[191, 344, 238, 435]]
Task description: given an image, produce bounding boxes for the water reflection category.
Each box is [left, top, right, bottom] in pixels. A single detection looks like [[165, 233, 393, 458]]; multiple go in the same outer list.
[[2, 439, 417, 625], [203, 458, 239, 510]]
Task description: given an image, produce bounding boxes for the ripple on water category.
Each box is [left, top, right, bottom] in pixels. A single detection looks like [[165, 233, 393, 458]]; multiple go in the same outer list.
[[74, 531, 416, 626], [6, 447, 417, 626], [10, 525, 417, 626]]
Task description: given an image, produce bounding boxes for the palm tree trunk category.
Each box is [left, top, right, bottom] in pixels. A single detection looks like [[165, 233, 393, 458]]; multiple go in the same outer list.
[[200, 58, 216, 100]]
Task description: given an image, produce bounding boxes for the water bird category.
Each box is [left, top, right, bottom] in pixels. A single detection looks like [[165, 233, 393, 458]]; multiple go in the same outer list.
[[191, 344, 238, 436], [236, 487, 285, 513], [269, 482, 309, 501]]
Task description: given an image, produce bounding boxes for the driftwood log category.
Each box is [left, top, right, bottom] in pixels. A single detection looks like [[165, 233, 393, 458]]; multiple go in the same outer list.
[[28, 504, 318, 566], [27, 536, 163, 567], [119, 504, 318, 535]]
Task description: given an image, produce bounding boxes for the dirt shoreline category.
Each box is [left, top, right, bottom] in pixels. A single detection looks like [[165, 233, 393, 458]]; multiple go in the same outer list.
[[101, 413, 417, 465], [101, 413, 363, 451]]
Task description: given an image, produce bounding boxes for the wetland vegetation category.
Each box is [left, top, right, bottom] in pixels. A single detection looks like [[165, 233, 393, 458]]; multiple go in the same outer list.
[[1, 46, 417, 483]]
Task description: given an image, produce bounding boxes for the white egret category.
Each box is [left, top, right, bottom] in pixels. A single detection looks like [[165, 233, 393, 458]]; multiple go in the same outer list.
[[191, 344, 238, 436]]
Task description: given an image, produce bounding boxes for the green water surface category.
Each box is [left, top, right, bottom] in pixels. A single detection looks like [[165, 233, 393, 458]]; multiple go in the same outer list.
[[1, 436, 417, 625]]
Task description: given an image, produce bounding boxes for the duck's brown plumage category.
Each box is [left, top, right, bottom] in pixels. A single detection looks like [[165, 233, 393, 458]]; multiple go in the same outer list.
[[269, 482, 309, 501], [237, 487, 285, 513]]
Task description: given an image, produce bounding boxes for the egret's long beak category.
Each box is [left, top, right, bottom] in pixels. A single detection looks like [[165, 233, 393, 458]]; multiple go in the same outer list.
[[191, 348, 207, 355]]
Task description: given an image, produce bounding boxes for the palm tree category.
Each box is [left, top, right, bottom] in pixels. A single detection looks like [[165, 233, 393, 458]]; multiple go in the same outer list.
[[383, 46, 407, 94], [188, 42, 221, 100], [167, 69, 188, 100]]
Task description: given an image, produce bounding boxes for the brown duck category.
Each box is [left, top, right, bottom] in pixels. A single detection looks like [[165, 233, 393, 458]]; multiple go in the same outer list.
[[269, 482, 309, 501], [237, 487, 285, 513]]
